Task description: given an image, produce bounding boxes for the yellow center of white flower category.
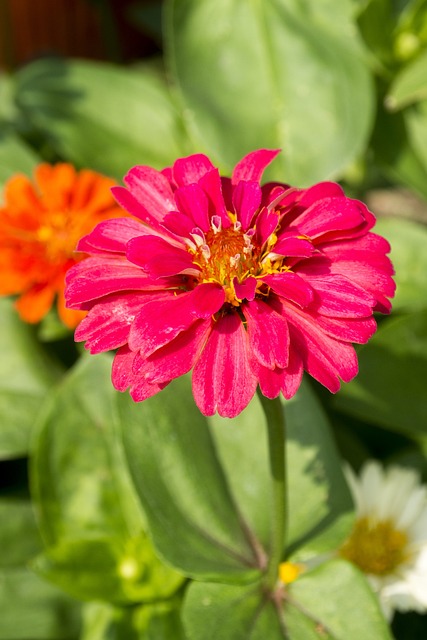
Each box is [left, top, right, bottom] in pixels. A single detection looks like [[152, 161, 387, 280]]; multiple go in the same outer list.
[[340, 517, 408, 575]]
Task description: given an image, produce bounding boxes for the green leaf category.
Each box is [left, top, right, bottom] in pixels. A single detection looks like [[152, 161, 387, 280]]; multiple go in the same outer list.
[[31, 354, 183, 604], [120, 374, 352, 583], [133, 598, 186, 640], [286, 559, 392, 640], [0, 496, 80, 639], [17, 58, 190, 178], [31, 354, 143, 545], [0, 298, 61, 459], [0, 498, 43, 568], [284, 383, 353, 556], [0, 568, 80, 640], [372, 103, 427, 200], [81, 599, 185, 640], [183, 560, 392, 640], [387, 48, 427, 109], [183, 581, 285, 640], [356, 0, 395, 70], [33, 535, 182, 604], [167, 0, 374, 185], [209, 381, 353, 559], [405, 99, 427, 175], [118, 375, 262, 583], [375, 217, 427, 312], [335, 311, 427, 437], [0, 132, 38, 189], [80, 602, 130, 640]]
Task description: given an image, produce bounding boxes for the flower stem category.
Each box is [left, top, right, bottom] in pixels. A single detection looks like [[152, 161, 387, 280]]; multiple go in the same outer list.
[[258, 391, 287, 590]]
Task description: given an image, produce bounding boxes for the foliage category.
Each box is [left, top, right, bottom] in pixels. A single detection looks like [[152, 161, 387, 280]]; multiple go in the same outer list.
[[1, 0, 427, 639]]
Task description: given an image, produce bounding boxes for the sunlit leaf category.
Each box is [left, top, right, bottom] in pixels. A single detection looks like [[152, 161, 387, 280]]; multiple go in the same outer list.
[[387, 48, 427, 109], [33, 534, 182, 604], [183, 560, 392, 640], [209, 381, 353, 559], [16, 58, 191, 179], [335, 311, 427, 437], [31, 354, 183, 604], [118, 376, 262, 583], [167, 0, 374, 185], [0, 133, 38, 190], [286, 559, 392, 639], [0, 298, 61, 459], [375, 217, 427, 312]]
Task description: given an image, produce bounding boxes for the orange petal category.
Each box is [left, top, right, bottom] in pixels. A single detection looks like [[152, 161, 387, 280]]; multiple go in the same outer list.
[[15, 283, 55, 324], [3, 174, 43, 223], [72, 169, 116, 211], [57, 287, 86, 329], [35, 163, 77, 210]]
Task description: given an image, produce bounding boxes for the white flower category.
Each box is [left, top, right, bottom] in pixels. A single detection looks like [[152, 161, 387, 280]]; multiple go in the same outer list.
[[340, 460, 427, 620]]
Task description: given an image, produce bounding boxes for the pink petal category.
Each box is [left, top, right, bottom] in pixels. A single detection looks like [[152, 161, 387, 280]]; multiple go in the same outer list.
[[254, 208, 280, 246], [75, 292, 155, 353], [257, 346, 304, 401], [300, 274, 376, 318], [293, 197, 367, 240], [192, 312, 258, 417], [262, 272, 314, 307], [146, 319, 213, 383], [162, 211, 196, 238], [232, 149, 280, 185], [316, 315, 377, 344], [112, 347, 169, 401], [233, 276, 257, 302], [129, 376, 169, 402], [281, 304, 359, 392], [243, 299, 289, 369], [160, 166, 175, 186], [305, 238, 395, 312], [298, 182, 344, 206], [232, 180, 262, 230], [174, 184, 210, 231], [281, 346, 304, 399], [77, 218, 145, 255], [65, 257, 169, 308], [172, 154, 216, 186], [126, 235, 196, 277], [273, 233, 314, 258], [112, 345, 139, 391], [261, 184, 291, 208], [112, 165, 175, 232], [220, 177, 233, 211], [198, 169, 230, 227], [257, 366, 283, 399], [128, 284, 225, 357]]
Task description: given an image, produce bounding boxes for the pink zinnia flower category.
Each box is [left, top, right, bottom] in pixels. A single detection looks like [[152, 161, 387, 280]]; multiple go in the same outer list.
[[65, 150, 394, 418]]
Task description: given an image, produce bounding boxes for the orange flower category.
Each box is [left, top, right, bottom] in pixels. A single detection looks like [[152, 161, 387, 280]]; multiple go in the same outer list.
[[0, 163, 123, 328]]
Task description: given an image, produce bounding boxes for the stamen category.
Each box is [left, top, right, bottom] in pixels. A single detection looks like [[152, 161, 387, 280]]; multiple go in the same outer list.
[[340, 517, 409, 576], [211, 216, 222, 233]]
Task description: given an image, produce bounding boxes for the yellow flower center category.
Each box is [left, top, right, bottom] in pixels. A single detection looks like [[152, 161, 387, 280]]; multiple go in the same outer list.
[[340, 517, 408, 575], [191, 225, 262, 305], [35, 210, 85, 263], [188, 210, 292, 306]]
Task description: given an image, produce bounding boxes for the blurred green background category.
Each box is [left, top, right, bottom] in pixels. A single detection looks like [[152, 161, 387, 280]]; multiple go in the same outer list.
[[1, 1, 427, 639]]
